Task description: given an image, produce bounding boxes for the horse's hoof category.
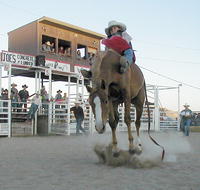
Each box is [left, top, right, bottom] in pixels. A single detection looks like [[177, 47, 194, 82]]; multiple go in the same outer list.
[[129, 149, 136, 155], [112, 151, 120, 157], [135, 146, 142, 155]]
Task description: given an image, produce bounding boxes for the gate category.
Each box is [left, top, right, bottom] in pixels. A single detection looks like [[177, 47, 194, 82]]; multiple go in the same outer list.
[[48, 100, 92, 135]]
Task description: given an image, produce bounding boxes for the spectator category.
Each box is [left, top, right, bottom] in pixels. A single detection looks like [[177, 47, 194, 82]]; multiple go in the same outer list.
[[55, 90, 63, 101], [87, 53, 95, 66], [11, 83, 20, 112], [40, 86, 47, 98], [42, 91, 49, 112], [62, 93, 68, 103], [19, 84, 29, 112], [51, 42, 55, 53], [65, 47, 71, 56], [27, 93, 41, 120], [195, 113, 200, 126], [77, 50, 81, 59], [42, 41, 51, 52], [61, 92, 68, 110], [55, 90, 63, 109], [40, 86, 48, 110], [70, 101, 86, 135], [180, 103, 193, 136], [58, 46, 65, 55], [1, 89, 8, 111]]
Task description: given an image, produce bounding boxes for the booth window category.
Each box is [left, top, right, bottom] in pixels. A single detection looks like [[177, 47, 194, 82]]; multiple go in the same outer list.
[[42, 35, 56, 53], [58, 39, 71, 56], [88, 47, 96, 59], [77, 44, 87, 60]]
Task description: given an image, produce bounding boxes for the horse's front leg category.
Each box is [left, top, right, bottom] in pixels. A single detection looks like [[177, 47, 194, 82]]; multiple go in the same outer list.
[[124, 99, 136, 154], [108, 102, 120, 157]]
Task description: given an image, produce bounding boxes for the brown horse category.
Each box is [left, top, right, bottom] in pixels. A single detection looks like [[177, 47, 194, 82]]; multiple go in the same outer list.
[[81, 49, 145, 156]]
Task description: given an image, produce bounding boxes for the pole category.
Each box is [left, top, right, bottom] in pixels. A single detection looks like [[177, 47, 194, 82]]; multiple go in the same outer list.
[[67, 76, 71, 135], [0, 65, 2, 92], [76, 75, 79, 101], [35, 71, 38, 93], [177, 84, 182, 131], [48, 69, 52, 101], [8, 100, 11, 137], [154, 86, 160, 131], [48, 69, 52, 134], [8, 63, 12, 99]]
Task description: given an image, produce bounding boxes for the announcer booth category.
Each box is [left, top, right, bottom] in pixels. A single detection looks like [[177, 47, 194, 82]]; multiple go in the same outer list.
[[0, 17, 105, 137]]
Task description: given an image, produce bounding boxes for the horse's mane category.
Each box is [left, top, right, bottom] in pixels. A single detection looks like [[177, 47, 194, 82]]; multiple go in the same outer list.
[[91, 49, 120, 74], [90, 49, 120, 89]]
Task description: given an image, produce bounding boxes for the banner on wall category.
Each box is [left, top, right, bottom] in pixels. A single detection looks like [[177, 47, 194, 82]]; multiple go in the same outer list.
[[0, 50, 35, 67], [45, 60, 70, 73], [0, 50, 71, 73]]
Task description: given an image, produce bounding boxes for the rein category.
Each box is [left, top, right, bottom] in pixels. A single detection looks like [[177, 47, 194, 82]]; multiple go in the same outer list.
[[144, 81, 165, 160]]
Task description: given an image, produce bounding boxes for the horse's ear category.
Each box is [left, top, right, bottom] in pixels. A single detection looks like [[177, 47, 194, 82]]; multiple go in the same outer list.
[[101, 80, 106, 89], [80, 69, 92, 79], [86, 85, 93, 93]]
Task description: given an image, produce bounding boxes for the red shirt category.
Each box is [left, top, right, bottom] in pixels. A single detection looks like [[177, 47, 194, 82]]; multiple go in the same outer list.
[[102, 36, 131, 54]]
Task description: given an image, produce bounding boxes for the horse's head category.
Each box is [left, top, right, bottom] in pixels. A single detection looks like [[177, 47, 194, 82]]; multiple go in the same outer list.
[[86, 83, 109, 134]]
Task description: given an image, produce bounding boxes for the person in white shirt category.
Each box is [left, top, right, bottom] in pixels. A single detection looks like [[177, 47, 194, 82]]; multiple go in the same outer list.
[[27, 93, 41, 120]]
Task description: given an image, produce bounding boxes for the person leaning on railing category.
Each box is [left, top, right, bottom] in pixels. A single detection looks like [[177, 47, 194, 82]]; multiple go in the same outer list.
[[27, 92, 41, 120]]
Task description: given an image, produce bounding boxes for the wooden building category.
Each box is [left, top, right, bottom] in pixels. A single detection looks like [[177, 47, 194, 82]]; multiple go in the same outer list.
[[8, 16, 105, 72]]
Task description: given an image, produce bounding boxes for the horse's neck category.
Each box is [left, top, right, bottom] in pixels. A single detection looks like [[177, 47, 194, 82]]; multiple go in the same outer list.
[[91, 49, 120, 85]]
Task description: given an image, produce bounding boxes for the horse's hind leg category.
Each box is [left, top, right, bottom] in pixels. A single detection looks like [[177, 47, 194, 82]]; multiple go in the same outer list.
[[124, 98, 136, 154], [134, 102, 144, 154], [108, 102, 120, 157], [133, 88, 145, 154]]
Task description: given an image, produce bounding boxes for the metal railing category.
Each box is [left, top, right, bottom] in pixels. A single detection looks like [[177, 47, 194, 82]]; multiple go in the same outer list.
[[0, 100, 11, 137]]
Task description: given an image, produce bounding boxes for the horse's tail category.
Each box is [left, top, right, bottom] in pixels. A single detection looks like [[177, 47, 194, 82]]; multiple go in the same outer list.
[[144, 80, 165, 160]]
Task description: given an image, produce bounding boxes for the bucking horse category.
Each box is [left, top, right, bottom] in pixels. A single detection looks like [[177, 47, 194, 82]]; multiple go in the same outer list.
[[81, 48, 165, 159]]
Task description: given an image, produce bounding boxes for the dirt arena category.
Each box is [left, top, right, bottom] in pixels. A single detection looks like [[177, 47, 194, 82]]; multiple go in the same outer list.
[[0, 130, 199, 190]]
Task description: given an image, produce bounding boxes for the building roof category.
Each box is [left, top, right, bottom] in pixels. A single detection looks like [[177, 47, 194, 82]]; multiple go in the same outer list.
[[8, 16, 105, 39]]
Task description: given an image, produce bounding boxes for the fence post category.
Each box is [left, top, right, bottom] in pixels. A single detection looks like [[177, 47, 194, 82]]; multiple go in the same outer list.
[[154, 86, 160, 131], [48, 101, 52, 134], [8, 100, 11, 138], [67, 76, 71, 136]]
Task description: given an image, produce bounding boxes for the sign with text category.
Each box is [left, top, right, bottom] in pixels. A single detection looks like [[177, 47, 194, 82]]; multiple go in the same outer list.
[[1, 51, 35, 67], [45, 60, 70, 73]]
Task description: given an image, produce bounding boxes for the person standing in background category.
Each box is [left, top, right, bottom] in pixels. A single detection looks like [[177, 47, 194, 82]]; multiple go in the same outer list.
[[70, 101, 86, 135], [180, 103, 193, 136], [19, 84, 29, 112]]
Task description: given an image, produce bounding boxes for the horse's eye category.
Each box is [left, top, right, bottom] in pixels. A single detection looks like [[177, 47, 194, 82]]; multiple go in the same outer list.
[[104, 100, 108, 104]]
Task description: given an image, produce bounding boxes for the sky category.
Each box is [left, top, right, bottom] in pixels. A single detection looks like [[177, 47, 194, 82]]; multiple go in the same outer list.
[[0, 0, 200, 111]]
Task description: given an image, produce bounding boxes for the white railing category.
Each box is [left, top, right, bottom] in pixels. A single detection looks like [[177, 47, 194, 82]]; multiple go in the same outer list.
[[0, 99, 179, 137], [47, 100, 92, 135], [160, 110, 178, 129], [0, 100, 11, 137]]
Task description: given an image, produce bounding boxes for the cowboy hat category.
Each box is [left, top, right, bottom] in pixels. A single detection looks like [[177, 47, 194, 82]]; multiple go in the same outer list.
[[11, 83, 17, 87], [183, 103, 190, 107], [22, 84, 28, 88], [46, 41, 51, 46], [105, 20, 127, 36], [57, 90, 62, 93], [75, 100, 81, 104]]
